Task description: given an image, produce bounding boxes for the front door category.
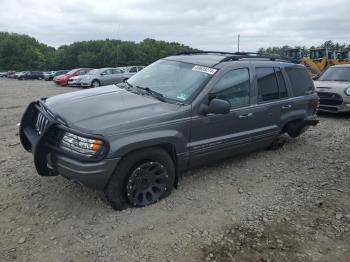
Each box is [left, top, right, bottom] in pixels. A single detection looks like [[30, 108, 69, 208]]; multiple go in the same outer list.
[[189, 68, 258, 167]]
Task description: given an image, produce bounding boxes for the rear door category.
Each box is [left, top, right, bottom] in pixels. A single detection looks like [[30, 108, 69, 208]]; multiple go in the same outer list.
[[252, 66, 290, 137]]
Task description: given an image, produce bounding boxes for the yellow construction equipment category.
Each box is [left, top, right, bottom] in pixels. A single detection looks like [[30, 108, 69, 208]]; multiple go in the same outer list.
[[336, 50, 350, 64], [285, 48, 322, 78]]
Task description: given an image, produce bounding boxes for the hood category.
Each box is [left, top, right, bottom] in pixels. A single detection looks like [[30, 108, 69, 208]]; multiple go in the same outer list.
[[45, 85, 183, 135]]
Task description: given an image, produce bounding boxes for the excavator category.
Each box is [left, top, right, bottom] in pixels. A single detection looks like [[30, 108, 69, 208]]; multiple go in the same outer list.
[[285, 48, 322, 78], [309, 48, 339, 69]]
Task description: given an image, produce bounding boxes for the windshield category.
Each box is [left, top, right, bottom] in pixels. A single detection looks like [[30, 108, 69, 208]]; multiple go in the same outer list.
[[67, 69, 79, 75], [319, 67, 350, 81], [127, 60, 215, 102]]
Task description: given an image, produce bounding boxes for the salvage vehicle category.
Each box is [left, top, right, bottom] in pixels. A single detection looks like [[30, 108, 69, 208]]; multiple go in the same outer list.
[[78, 68, 133, 88], [47, 70, 69, 81], [314, 64, 350, 113], [54, 68, 92, 86], [18, 71, 44, 80], [20, 51, 318, 210]]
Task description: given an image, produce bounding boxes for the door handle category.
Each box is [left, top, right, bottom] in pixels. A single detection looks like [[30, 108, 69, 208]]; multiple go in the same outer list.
[[281, 105, 292, 109], [238, 113, 253, 119]]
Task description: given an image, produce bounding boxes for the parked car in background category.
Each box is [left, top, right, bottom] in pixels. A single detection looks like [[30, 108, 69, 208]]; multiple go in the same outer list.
[[7, 71, 17, 78], [18, 71, 45, 80], [20, 52, 318, 210], [314, 64, 350, 113], [43, 71, 56, 79], [47, 70, 69, 81], [54, 68, 93, 86], [16, 71, 29, 79], [76, 68, 130, 88], [0, 72, 8, 77], [123, 66, 145, 74]]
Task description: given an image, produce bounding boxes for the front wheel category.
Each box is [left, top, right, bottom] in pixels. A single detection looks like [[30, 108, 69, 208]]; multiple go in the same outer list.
[[105, 148, 175, 210], [91, 80, 100, 88]]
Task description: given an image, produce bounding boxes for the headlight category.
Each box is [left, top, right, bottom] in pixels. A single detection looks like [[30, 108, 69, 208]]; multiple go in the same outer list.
[[59, 132, 105, 157], [345, 87, 350, 96]]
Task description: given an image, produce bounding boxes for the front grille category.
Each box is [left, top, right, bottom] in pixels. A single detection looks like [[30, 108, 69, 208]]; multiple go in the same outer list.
[[35, 112, 49, 135], [317, 92, 343, 106]]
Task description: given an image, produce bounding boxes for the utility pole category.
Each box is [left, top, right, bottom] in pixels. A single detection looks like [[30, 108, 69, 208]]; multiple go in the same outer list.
[[237, 34, 240, 53]]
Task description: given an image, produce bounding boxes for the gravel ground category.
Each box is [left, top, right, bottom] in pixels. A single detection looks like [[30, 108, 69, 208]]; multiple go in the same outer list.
[[0, 78, 349, 262]]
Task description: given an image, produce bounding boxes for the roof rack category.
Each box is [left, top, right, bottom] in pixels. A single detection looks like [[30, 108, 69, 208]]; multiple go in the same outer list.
[[175, 51, 292, 63], [176, 51, 238, 56]]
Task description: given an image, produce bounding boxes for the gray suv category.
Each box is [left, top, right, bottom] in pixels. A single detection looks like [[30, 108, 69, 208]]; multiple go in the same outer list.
[[19, 52, 318, 210]]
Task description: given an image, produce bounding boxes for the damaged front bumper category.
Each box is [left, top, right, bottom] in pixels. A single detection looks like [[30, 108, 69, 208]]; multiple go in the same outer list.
[[19, 100, 118, 190]]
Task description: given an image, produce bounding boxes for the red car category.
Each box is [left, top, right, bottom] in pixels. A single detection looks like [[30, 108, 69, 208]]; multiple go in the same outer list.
[[54, 68, 93, 86]]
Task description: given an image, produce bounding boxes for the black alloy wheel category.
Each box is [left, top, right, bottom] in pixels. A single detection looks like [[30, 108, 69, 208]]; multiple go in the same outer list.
[[126, 161, 168, 206]]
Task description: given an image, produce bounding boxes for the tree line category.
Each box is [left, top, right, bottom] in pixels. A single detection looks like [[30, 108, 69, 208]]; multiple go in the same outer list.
[[258, 40, 350, 56], [0, 32, 197, 71]]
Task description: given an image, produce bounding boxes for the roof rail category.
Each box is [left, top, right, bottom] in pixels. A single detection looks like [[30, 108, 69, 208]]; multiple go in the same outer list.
[[176, 51, 237, 56], [175, 50, 293, 64]]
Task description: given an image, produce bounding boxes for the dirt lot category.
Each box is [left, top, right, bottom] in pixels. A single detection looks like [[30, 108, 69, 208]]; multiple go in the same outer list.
[[0, 78, 349, 262]]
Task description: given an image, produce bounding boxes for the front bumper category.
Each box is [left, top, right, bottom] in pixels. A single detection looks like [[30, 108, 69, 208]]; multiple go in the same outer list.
[[68, 81, 82, 87], [318, 102, 350, 113], [317, 92, 350, 113], [80, 81, 92, 87], [19, 101, 117, 190], [54, 79, 68, 86]]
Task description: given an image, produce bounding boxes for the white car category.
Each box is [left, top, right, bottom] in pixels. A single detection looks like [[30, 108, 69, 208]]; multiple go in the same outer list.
[[314, 65, 350, 113]]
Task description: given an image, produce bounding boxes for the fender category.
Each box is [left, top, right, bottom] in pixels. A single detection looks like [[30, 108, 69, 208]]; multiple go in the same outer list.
[[106, 129, 189, 159]]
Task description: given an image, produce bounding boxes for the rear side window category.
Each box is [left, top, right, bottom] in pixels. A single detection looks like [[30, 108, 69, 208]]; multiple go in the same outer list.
[[285, 66, 313, 97], [256, 68, 279, 102]]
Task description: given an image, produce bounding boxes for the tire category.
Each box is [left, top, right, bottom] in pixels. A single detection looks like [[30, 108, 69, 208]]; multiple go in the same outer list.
[[91, 80, 100, 88], [105, 147, 175, 210], [284, 120, 305, 138], [267, 134, 288, 150]]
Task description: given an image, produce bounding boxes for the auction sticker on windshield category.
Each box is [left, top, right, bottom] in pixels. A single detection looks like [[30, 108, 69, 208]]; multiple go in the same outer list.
[[192, 65, 217, 75]]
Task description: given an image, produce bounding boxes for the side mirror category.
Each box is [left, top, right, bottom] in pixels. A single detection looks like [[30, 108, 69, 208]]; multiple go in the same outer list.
[[201, 98, 230, 115]]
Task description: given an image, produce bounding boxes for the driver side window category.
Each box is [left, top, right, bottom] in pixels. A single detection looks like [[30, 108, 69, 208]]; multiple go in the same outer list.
[[210, 68, 250, 108]]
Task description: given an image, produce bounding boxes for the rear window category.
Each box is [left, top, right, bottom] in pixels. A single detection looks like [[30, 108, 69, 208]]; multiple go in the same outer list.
[[285, 66, 314, 97]]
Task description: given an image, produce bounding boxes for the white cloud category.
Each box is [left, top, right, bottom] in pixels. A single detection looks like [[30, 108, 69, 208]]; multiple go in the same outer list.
[[0, 0, 349, 51]]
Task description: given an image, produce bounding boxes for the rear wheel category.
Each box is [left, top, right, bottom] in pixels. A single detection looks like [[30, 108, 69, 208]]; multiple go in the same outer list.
[[91, 80, 100, 88], [105, 147, 175, 210]]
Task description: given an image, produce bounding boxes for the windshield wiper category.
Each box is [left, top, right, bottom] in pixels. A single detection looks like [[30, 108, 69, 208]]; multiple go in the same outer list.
[[136, 85, 166, 102]]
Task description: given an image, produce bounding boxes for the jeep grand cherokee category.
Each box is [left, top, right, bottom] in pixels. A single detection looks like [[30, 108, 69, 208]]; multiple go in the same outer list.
[[20, 51, 318, 210]]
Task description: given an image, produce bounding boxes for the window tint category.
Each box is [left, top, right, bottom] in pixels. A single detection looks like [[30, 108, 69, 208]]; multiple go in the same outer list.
[[285, 66, 313, 97], [256, 68, 279, 102], [210, 68, 250, 108], [275, 67, 288, 98], [137, 66, 144, 71]]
